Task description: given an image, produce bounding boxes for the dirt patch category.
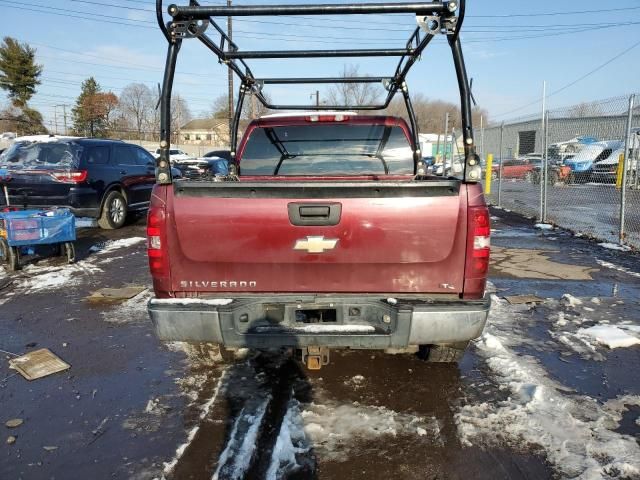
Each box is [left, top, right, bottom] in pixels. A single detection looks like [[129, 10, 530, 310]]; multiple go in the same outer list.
[[491, 247, 597, 280]]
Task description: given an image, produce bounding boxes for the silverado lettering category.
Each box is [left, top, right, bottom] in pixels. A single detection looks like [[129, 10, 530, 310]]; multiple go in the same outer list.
[[179, 281, 257, 288]]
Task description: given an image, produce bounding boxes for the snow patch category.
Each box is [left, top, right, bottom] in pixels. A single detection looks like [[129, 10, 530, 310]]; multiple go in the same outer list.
[[89, 237, 146, 254], [598, 242, 632, 252], [301, 401, 439, 461], [457, 295, 640, 479], [266, 400, 310, 480], [150, 298, 233, 306], [213, 398, 270, 480], [163, 369, 228, 475], [18, 261, 102, 293], [254, 325, 375, 334], [596, 259, 640, 279], [578, 325, 640, 349], [344, 375, 366, 389], [534, 223, 554, 230], [103, 289, 152, 323], [561, 293, 583, 308]]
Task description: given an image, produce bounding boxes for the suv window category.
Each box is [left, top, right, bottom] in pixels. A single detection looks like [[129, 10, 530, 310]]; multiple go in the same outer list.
[[133, 147, 155, 166], [113, 145, 138, 166], [85, 145, 110, 165], [240, 123, 414, 175], [0, 141, 81, 168]]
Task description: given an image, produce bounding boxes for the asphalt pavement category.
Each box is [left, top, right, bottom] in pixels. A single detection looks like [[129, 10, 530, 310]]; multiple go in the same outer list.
[[1, 210, 639, 480]]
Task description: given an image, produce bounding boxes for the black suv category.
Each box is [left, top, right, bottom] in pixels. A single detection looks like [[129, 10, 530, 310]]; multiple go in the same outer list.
[[0, 137, 156, 229]]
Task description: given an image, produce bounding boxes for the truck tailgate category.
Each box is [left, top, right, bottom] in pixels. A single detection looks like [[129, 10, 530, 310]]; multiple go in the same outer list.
[[166, 180, 468, 294]]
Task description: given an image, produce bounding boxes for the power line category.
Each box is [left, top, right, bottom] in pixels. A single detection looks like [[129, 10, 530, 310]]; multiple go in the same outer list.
[[4, 0, 640, 47], [493, 37, 640, 119]]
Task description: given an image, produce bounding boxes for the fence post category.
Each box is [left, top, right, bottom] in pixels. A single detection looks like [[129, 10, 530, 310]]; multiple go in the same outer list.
[[542, 112, 550, 222], [480, 115, 484, 161], [620, 94, 635, 245], [497, 122, 504, 207], [539, 80, 547, 222], [485, 153, 493, 195]]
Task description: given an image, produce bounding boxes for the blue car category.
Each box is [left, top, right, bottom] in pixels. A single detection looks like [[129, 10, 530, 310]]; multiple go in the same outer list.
[[565, 140, 621, 183]]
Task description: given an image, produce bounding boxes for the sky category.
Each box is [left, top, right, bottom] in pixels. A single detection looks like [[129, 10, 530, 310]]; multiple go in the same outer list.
[[1, 0, 639, 132]]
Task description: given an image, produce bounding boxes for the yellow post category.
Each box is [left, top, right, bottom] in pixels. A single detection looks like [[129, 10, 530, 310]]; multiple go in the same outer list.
[[485, 154, 493, 194], [616, 153, 625, 189]]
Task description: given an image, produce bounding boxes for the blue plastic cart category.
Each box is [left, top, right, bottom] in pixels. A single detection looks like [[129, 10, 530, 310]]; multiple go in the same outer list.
[[0, 169, 76, 271]]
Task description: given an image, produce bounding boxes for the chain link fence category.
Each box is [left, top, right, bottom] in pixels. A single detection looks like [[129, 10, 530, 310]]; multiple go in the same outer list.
[[482, 94, 640, 249]]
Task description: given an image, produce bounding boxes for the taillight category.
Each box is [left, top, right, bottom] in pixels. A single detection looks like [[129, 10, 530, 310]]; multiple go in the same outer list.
[[463, 206, 490, 299], [305, 114, 350, 122], [147, 205, 168, 277], [51, 170, 88, 183]]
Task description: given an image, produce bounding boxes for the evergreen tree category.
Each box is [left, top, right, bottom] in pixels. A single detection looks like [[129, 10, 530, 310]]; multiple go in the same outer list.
[[72, 77, 117, 137], [0, 37, 43, 108]]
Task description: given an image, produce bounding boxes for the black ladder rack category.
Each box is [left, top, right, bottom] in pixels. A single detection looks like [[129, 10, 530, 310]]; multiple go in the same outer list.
[[154, 0, 482, 183]]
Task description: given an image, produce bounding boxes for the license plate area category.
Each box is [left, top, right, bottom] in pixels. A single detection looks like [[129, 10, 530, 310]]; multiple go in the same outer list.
[[296, 308, 337, 323], [231, 299, 397, 335]]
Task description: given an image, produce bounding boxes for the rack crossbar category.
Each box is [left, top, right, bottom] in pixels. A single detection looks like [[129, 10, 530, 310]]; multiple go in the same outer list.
[[225, 49, 411, 59], [261, 77, 389, 85], [168, 2, 448, 18]]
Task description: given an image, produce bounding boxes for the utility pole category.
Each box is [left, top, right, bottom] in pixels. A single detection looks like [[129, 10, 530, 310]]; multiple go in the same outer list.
[[62, 104, 68, 135], [310, 91, 320, 108], [227, 0, 234, 147], [443, 112, 450, 167], [54, 104, 70, 135]]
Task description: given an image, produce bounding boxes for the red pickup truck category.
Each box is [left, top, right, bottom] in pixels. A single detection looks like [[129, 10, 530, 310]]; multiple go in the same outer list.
[[147, 113, 490, 367], [148, 0, 490, 368]]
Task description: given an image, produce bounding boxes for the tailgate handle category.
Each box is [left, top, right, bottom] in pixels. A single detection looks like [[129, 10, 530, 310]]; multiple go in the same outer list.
[[299, 206, 330, 217], [288, 202, 341, 226]]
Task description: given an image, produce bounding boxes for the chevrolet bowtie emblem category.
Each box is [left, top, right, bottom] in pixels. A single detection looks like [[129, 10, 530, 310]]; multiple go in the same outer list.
[[294, 236, 339, 254]]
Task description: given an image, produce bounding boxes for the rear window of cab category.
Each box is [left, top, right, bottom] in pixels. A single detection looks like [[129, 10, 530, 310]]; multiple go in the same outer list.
[[239, 123, 414, 176]]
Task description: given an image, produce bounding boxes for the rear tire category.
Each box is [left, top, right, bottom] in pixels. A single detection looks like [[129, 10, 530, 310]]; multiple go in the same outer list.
[[98, 190, 127, 230], [548, 171, 559, 185], [419, 342, 469, 363]]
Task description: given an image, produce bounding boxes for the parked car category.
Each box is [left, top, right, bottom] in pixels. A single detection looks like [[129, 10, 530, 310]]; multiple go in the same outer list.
[[153, 148, 193, 163], [496, 158, 536, 180], [531, 162, 572, 185], [591, 131, 640, 184], [147, 113, 491, 366], [172, 156, 229, 179], [0, 132, 16, 141], [564, 141, 619, 183], [0, 136, 157, 229], [203, 149, 232, 162]]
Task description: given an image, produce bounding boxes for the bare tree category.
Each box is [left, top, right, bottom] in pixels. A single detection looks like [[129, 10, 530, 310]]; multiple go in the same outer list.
[[171, 94, 192, 144], [326, 65, 383, 109], [385, 93, 489, 133], [119, 83, 154, 140], [568, 102, 603, 118], [211, 92, 271, 120]]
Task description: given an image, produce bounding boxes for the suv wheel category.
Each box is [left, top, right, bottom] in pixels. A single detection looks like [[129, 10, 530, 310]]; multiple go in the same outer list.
[[98, 190, 127, 230], [419, 342, 469, 363]]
